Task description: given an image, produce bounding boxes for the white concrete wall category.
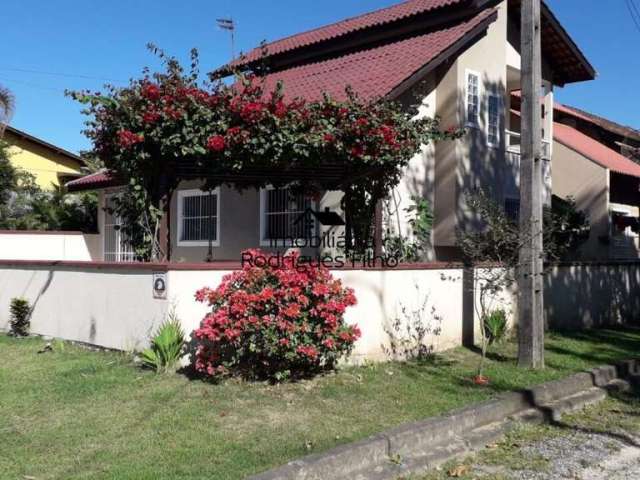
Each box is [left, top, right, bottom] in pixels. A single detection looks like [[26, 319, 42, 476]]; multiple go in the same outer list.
[[1, 262, 637, 362], [0, 232, 100, 261], [169, 266, 515, 362], [0, 265, 167, 351]]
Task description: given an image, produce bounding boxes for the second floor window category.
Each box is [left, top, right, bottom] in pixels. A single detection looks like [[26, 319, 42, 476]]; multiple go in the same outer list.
[[487, 93, 501, 146], [177, 189, 220, 246], [260, 187, 315, 245], [466, 71, 480, 126]]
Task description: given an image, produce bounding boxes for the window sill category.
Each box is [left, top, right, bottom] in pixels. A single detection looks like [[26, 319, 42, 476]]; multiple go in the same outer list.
[[177, 241, 221, 248]]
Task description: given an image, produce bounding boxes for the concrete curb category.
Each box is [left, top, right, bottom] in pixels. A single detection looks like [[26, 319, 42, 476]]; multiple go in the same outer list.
[[249, 360, 640, 480]]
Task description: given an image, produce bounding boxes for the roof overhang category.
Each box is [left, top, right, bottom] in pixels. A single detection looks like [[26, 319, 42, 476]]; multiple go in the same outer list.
[[508, 0, 596, 85]]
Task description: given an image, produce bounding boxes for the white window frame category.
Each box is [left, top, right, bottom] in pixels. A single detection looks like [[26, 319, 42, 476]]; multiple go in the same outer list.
[[103, 192, 136, 262], [177, 188, 221, 247], [486, 92, 502, 148], [259, 186, 317, 247], [465, 69, 481, 128]]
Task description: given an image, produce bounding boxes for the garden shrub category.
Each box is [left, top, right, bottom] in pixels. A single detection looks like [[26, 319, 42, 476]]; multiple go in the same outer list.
[[483, 309, 508, 345], [193, 250, 360, 381], [140, 309, 185, 373], [9, 297, 31, 337]]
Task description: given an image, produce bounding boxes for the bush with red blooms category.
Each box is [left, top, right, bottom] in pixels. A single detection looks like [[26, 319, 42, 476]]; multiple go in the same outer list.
[[69, 45, 462, 260], [193, 250, 359, 381]]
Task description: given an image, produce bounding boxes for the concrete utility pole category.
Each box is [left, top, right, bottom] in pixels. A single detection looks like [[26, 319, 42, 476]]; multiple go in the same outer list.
[[518, 0, 545, 369]]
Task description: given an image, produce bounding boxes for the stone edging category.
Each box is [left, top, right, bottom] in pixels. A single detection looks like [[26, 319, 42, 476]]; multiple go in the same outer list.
[[249, 360, 640, 480]]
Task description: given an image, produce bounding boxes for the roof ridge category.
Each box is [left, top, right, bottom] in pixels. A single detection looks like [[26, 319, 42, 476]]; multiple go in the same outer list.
[[252, 0, 419, 52], [226, 0, 467, 69]]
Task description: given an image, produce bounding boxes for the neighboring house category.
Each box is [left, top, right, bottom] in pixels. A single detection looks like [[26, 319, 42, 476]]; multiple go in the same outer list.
[[67, 0, 595, 263], [551, 108, 640, 260], [3, 125, 85, 190], [554, 102, 640, 162]]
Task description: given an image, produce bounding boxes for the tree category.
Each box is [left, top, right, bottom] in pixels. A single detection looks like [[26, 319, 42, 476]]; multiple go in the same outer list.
[[456, 190, 589, 378], [0, 85, 15, 135]]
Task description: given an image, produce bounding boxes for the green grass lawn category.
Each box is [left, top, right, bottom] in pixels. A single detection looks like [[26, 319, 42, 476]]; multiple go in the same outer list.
[[1, 328, 639, 480]]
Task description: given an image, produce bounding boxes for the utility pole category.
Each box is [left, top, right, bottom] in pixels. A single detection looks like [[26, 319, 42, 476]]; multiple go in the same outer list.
[[518, 0, 545, 369]]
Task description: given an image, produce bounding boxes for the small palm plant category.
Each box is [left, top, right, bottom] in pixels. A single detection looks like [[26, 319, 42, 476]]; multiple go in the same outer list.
[[140, 310, 185, 373], [9, 297, 31, 337], [484, 309, 508, 345]]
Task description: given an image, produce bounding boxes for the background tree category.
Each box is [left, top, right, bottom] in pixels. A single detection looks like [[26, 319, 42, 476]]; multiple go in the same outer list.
[[456, 190, 589, 378], [0, 85, 15, 135]]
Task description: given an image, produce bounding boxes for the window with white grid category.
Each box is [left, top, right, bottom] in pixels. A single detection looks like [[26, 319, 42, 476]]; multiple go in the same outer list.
[[177, 189, 220, 247], [466, 71, 480, 126], [260, 187, 316, 245], [103, 194, 136, 262], [487, 93, 501, 146]]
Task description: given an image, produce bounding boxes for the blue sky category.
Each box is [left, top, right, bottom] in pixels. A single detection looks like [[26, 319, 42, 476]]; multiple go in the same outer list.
[[2, 0, 639, 154]]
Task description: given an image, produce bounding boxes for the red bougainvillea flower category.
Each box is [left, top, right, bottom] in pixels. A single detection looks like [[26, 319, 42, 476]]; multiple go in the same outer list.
[[142, 109, 161, 124], [272, 101, 288, 118], [240, 102, 265, 122], [141, 83, 161, 101], [350, 144, 365, 158], [117, 130, 144, 148], [323, 133, 335, 144], [207, 135, 226, 152]]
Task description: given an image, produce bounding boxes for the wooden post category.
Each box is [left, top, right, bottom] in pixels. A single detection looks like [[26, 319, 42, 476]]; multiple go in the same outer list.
[[374, 199, 383, 257], [518, 0, 545, 369]]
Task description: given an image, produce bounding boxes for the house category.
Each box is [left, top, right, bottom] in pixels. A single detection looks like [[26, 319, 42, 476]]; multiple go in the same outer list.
[[3, 125, 85, 190], [550, 105, 640, 260], [67, 0, 595, 263]]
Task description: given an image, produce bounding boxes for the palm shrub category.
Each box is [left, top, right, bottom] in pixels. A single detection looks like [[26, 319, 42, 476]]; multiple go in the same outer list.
[[483, 309, 508, 345], [9, 297, 31, 337], [140, 310, 185, 373]]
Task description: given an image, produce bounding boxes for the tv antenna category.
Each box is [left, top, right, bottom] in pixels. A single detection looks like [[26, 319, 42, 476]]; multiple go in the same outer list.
[[216, 17, 236, 60]]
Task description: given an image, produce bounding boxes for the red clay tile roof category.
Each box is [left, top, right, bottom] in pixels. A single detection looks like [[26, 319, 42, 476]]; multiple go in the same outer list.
[[255, 8, 497, 102], [554, 103, 640, 142], [229, 0, 467, 69], [554, 122, 640, 179], [66, 170, 116, 192]]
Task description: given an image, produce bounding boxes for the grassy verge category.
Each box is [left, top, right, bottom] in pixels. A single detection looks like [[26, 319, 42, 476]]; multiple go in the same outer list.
[[1, 328, 639, 480]]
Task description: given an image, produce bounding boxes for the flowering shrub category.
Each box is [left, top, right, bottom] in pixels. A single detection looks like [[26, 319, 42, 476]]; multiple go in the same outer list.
[[193, 250, 359, 381], [69, 45, 461, 260]]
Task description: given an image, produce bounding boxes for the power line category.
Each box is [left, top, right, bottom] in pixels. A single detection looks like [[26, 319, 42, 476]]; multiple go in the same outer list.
[[0, 76, 64, 93], [625, 0, 640, 34], [0, 67, 126, 84]]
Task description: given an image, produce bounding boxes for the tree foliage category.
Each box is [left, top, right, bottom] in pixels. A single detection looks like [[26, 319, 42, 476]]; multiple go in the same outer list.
[[70, 45, 458, 260], [0, 140, 97, 232]]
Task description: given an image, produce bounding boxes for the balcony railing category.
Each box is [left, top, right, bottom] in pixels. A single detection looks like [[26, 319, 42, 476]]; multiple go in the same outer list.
[[505, 130, 551, 159]]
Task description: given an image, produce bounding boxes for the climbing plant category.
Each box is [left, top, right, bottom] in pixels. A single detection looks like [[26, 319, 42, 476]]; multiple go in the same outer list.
[[70, 45, 459, 260]]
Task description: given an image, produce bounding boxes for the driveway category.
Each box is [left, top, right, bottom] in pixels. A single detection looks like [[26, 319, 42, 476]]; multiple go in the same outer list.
[[421, 390, 640, 480]]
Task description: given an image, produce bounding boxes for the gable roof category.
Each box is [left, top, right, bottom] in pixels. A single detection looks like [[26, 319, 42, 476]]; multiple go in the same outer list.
[[554, 103, 640, 143], [554, 122, 640, 179], [228, 0, 468, 69], [256, 7, 497, 102], [66, 169, 116, 192], [4, 125, 85, 166], [215, 0, 595, 86]]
